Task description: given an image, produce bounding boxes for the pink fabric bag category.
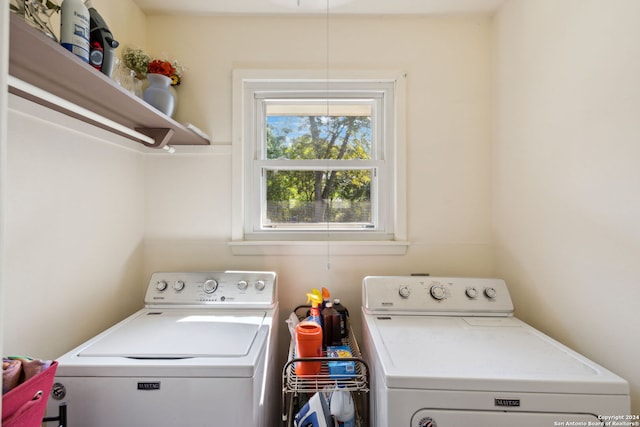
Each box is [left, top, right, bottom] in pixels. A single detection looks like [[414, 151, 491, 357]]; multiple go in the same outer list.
[[2, 361, 58, 427]]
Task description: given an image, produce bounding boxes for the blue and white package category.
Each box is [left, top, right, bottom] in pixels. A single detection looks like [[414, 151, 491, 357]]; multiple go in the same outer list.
[[327, 345, 356, 379], [294, 392, 333, 427]]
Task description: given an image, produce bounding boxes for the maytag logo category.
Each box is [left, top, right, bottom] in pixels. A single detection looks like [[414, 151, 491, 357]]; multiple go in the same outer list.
[[495, 398, 520, 407], [137, 382, 160, 391]]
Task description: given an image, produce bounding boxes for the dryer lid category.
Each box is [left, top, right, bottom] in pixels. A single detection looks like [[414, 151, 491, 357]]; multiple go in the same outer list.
[[365, 314, 628, 395], [78, 309, 268, 358]]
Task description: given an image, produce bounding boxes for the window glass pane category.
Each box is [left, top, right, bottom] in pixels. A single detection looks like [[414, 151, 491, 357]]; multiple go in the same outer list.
[[264, 169, 373, 227], [265, 101, 372, 161]]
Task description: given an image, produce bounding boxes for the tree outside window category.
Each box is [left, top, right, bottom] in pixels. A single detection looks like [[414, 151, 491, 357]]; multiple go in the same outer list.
[[264, 110, 373, 228]]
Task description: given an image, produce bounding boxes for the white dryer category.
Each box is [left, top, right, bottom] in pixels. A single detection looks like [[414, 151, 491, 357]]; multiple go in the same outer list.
[[361, 276, 630, 427], [47, 271, 279, 427]]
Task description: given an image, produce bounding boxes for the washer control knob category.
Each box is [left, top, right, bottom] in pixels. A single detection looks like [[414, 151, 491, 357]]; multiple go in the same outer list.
[[484, 287, 497, 299], [203, 279, 218, 294], [398, 285, 410, 298], [173, 280, 185, 292], [155, 280, 168, 292], [255, 280, 266, 291], [465, 287, 478, 299], [237, 280, 248, 291], [430, 285, 446, 300]]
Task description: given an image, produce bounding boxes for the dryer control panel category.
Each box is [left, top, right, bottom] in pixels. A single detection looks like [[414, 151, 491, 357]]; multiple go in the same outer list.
[[144, 271, 277, 308], [362, 276, 513, 316]]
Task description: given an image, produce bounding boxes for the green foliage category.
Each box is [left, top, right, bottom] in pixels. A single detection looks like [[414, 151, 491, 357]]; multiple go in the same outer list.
[[265, 115, 373, 224]]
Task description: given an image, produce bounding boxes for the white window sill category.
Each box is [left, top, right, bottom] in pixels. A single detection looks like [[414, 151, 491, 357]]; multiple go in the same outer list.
[[228, 240, 410, 256]]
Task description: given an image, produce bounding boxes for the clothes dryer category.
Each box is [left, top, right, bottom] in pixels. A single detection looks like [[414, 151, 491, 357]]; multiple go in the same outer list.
[[361, 276, 630, 427]]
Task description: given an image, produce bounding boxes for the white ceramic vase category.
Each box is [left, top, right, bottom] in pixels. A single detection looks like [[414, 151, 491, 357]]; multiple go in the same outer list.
[[143, 73, 175, 117]]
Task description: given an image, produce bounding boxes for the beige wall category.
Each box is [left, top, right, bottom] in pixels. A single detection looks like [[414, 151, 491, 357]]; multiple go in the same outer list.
[[493, 0, 640, 413], [5, 0, 637, 417], [3, 96, 146, 358], [2, 6, 493, 393], [92, 0, 148, 51], [142, 14, 494, 361], [2, 0, 148, 358]]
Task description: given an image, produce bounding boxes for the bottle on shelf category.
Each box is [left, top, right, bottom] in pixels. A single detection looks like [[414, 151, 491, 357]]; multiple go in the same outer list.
[[295, 290, 324, 376], [294, 320, 323, 376], [330, 386, 355, 427], [321, 302, 342, 348], [86, 0, 119, 77], [60, 0, 90, 63], [333, 299, 350, 339]]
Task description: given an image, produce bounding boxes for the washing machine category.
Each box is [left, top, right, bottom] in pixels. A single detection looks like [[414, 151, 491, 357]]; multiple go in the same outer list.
[[361, 276, 630, 427], [46, 271, 279, 427]]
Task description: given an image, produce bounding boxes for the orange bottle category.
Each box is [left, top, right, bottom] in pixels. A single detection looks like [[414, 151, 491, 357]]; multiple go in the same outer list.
[[295, 321, 323, 376], [295, 292, 324, 376]]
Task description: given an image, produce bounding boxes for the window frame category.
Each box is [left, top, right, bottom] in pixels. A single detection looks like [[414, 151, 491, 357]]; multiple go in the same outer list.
[[257, 90, 385, 235], [231, 69, 408, 255]]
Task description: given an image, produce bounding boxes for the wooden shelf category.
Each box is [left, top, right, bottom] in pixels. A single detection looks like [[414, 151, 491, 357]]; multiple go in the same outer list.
[[8, 13, 209, 148]]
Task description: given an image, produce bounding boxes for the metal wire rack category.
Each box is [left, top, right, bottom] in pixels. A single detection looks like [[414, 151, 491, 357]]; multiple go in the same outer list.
[[282, 305, 369, 427]]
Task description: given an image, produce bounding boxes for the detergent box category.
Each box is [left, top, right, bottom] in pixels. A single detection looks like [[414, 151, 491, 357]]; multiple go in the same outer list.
[[326, 345, 356, 379]]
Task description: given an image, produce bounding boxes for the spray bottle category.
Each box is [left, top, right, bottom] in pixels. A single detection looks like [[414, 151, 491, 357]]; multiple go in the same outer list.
[[322, 287, 331, 308], [305, 290, 323, 326]]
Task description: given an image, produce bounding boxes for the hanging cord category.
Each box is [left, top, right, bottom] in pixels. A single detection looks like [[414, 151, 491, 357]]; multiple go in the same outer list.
[[325, 0, 332, 275]]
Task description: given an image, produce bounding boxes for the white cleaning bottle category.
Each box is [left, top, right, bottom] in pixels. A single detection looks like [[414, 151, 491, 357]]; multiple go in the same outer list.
[[330, 386, 355, 427], [60, 0, 90, 62]]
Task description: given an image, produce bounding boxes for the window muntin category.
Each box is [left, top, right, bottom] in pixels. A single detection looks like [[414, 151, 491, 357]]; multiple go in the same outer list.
[[252, 94, 386, 233]]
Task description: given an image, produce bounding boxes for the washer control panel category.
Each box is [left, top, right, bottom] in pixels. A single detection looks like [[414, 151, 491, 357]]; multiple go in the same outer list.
[[363, 276, 513, 316], [144, 271, 277, 308]]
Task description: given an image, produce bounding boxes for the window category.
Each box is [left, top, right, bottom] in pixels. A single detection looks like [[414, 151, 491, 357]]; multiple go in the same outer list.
[[231, 70, 407, 255]]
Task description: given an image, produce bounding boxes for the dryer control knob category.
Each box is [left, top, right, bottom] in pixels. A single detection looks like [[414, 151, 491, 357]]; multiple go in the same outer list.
[[398, 285, 410, 298], [430, 285, 446, 300], [155, 280, 168, 292], [255, 280, 266, 291], [237, 280, 248, 291], [418, 417, 437, 427], [465, 287, 478, 299], [173, 280, 185, 292], [203, 279, 218, 294], [484, 287, 497, 299]]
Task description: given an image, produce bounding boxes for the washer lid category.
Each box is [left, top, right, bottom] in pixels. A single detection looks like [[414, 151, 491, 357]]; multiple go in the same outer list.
[[79, 309, 267, 358], [365, 314, 629, 395]]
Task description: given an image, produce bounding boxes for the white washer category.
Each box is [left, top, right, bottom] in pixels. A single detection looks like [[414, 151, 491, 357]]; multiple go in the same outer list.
[[361, 276, 630, 427], [47, 271, 279, 427]]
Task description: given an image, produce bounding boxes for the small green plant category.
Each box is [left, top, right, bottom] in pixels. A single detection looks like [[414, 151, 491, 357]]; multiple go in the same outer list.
[[122, 47, 184, 85]]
